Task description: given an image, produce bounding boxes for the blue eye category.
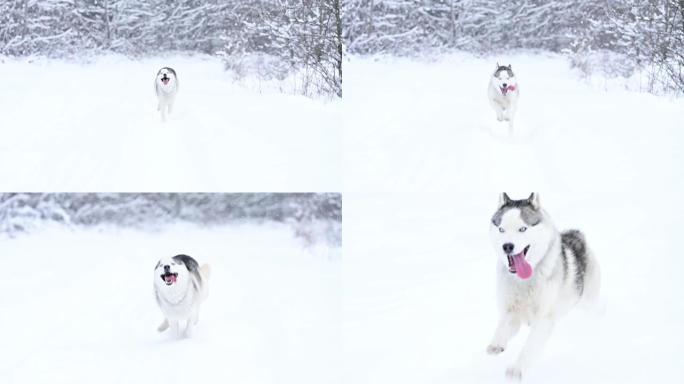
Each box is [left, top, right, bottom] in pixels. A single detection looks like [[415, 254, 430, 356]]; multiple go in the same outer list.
[[498, 227, 505, 233], [519, 227, 527, 232]]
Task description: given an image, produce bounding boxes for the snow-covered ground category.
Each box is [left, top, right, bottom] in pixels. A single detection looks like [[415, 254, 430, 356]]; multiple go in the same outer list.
[[342, 53, 684, 383], [0, 55, 341, 192], [343, 52, 683, 194], [0, 223, 341, 384]]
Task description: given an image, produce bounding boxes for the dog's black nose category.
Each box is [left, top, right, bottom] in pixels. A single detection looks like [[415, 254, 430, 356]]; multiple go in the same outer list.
[[163, 265, 170, 271], [502, 83, 508, 88], [502, 243, 515, 254]]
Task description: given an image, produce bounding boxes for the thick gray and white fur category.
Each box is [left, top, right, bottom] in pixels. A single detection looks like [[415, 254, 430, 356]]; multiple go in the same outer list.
[[488, 63, 519, 129], [154, 67, 178, 122], [487, 193, 601, 380], [154, 254, 210, 337]]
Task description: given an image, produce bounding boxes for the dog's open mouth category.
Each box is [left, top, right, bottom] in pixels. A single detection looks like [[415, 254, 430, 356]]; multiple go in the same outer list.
[[507, 245, 532, 279], [161, 77, 170, 85], [160, 272, 178, 285], [500, 85, 515, 95]]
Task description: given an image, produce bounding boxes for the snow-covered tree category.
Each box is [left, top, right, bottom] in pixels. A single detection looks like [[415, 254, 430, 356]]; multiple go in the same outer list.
[[0, 0, 342, 96], [0, 193, 341, 234], [343, 0, 684, 93]]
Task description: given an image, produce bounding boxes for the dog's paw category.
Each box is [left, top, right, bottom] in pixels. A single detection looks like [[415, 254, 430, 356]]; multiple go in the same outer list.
[[505, 366, 522, 381], [486, 344, 504, 355]]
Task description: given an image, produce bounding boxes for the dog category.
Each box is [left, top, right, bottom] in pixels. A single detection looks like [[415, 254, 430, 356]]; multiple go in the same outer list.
[[154, 254, 210, 337], [486, 193, 600, 380], [488, 63, 519, 128], [154, 67, 178, 121]]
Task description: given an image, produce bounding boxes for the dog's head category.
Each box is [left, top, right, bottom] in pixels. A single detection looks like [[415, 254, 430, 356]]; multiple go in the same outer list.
[[154, 255, 190, 291], [492, 63, 516, 95], [156, 67, 176, 88], [489, 193, 555, 280]]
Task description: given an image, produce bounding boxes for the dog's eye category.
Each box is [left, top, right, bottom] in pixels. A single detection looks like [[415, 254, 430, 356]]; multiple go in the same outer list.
[[519, 227, 527, 232], [498, 227, 505, 233]]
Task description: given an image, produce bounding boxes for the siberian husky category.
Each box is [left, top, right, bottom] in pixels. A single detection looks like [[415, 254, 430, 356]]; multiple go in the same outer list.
[[154, 254, 210, 337], [486, 193, 600, 380], [488, 64, 519, 129], [154, 67, 178, 121]]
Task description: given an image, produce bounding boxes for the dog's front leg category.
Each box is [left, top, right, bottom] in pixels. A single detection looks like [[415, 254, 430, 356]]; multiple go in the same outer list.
[[506, 101, 517, 129], [183, 317, 195, 337], [169, 319, 181, 336], [487, 313, 520, 354], [160, 103, 167, 122], [157, 318, 169, 332], [495, 105, 505, 121], [506, 317, 555, 380], [507, 113, 515, 130]]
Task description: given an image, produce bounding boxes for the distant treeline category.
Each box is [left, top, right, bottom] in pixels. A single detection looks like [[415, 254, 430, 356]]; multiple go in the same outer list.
[[343, 0, 684, 94], [0, 193, 342, 233], [0, 0, 342, 96]]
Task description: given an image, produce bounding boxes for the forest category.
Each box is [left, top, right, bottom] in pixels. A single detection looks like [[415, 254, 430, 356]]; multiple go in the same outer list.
[[343, 0, 684, 94], [0, 0, 342, 96]]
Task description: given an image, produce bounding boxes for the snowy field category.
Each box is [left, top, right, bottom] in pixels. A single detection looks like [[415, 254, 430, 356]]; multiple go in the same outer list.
[[343, 52, 683, 194], [0, 55, 341, 192], [342, 53, 683, 383], [0, 223, 341, 384]]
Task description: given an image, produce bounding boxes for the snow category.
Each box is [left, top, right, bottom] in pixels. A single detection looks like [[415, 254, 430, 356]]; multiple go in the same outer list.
[[0, 55, 341, 192], [0, 223, 341, 384], [2, 48, 683, 383], [342, 53, 684, 382], [343, 52, 683, 194]]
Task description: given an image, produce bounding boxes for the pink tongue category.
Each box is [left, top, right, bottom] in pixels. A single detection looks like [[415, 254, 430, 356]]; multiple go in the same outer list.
[[512, 253, 532, 279]]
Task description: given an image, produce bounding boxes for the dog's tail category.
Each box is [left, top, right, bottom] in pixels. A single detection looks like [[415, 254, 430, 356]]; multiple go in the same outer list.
[[579, 250, 605, 316], [199, 263, 211, 302], [200, 263, 211, 280]]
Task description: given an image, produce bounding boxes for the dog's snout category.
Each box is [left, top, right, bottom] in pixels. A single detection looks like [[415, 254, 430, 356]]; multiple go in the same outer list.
[[502, 83, 508, 88], [163, 265, 170, 271], [502, 243, 515, 254]]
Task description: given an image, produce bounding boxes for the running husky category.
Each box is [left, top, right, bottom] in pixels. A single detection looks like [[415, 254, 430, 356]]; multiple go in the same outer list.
[[488, 63, 519, 128], [154, 254, 211, 337], [487, 193, 600, 380], [154, 67, 178, 121]]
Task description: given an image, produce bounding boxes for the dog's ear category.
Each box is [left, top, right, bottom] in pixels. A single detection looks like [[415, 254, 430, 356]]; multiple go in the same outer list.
[[499, 192, 512, 207], [528, 193, 540, 209]]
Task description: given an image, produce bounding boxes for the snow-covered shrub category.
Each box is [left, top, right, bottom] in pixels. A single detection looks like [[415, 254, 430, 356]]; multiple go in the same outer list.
[[0, 194, 71, 235], [0, 194, 342, 246]]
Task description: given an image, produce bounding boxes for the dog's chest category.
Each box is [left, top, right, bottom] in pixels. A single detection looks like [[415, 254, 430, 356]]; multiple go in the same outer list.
[[157, 286, 195, 317], [156, 83, 177, 98], [501, 279, 543, 322], [491, 89, 516, 105]]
